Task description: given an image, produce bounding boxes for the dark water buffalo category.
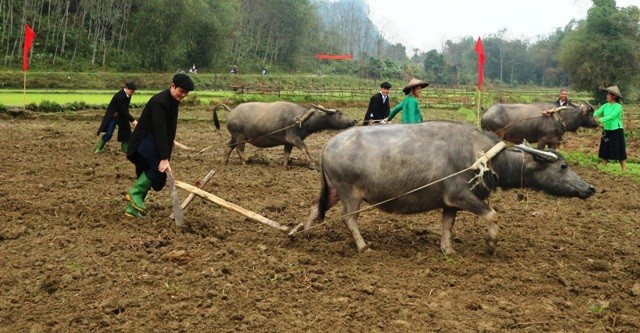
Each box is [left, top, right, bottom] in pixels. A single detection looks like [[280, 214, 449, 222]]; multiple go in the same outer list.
[[481, 102, 598, 149], [213, 102, 358, 169], [294, 121, 595, 254]]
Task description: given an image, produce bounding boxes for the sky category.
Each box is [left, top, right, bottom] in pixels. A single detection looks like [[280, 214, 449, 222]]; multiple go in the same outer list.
[[366, 0, 639, 53]]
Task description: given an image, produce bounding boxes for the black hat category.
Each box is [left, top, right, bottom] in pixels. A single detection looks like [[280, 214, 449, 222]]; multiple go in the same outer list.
[[380, 81, 392, 89], [125, 82, 137, 91], [172, 73, 195, 91]]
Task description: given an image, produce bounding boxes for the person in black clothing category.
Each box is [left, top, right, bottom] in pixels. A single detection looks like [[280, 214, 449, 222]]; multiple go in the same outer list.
[[95, 82, 137, 153], [363, 81, 392, 125], [554, 88, 573, 107], [123, 74, 194, 218]]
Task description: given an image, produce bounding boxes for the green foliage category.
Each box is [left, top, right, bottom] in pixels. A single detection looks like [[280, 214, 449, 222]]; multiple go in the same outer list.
[[559, 1, 640, 102], [456, 107, 478, 124], [561, 150, 640, 183], [423, 50, 447, 84], [25, 100, 63, 113], [0, 103, 6, 113]]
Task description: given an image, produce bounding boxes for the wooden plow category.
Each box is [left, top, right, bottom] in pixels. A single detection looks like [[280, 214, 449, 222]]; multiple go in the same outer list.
[[168, 169, 288, 232]]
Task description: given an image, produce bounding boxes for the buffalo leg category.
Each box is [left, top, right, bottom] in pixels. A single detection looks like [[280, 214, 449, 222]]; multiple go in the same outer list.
[[446, 194, 499, 255], [483, 210, 499, 255], [289, 137, 318, 169], [440, 208, 458, 255], [283, 144, 294, 169], [298, 178, 340, 233], [341, 197, 368, 252], [223, 138, 236, 163], [235, 141, 246, 164]]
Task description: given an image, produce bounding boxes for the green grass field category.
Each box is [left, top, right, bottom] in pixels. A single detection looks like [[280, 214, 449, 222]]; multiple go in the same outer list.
[[0, 89, 233, 107]]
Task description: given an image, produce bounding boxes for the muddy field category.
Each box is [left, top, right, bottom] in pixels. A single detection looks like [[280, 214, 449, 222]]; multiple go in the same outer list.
[[1, 107, 639, 332]]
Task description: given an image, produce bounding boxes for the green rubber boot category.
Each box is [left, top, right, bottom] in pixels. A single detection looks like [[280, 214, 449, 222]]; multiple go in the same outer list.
[[94, 139, 107, 153], [120, 142, 129, 153], [124, 202, 144, 218], [126, 173, 152, 213]]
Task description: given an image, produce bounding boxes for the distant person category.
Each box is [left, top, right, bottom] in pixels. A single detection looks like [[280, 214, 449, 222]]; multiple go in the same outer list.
[[363, 81, 392, 125], [594, 85, 626, 171], [95, 82, 137, 153], [231, 64, 238, 74], [123, 73, 194, 218], [262, 66, 268, 75], [554, 88, 573, 107], [385, 78, 429, 124]]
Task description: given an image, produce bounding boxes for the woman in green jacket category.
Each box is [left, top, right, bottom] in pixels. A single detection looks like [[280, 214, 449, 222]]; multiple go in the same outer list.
[[594, 85, 626, 171], [386, 78, 429, 124]]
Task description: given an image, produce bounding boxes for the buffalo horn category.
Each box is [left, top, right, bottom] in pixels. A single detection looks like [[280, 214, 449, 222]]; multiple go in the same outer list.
[[514, 144, 558, 162], [311, 104, 337, 113], [584, 100, 595, 111]]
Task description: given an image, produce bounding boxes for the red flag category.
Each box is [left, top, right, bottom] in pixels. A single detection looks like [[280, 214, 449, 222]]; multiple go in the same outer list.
[[315, 53, 354, 60], [474, 37, 485, 90], [23, 24, 36, 72]]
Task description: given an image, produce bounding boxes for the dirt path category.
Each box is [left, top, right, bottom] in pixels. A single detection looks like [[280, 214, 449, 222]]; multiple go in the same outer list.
[[1, 110, 639, 332]]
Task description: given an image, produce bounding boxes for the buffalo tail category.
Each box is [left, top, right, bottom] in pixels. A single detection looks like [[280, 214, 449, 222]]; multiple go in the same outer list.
[[317, 167, 329, 220], [212, 104, 231, 130]]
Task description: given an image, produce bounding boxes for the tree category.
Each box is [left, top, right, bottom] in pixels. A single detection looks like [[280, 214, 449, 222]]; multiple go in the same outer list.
[[423, 49, 445, 84], [559, 0, 640, 100]]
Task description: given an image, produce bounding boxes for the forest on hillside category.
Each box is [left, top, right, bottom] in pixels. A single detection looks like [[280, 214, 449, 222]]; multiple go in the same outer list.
[[1, 0, 639, 93]]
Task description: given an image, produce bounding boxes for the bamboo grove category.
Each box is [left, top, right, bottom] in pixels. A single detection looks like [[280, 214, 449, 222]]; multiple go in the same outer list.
[[1, 0, 639, 94]]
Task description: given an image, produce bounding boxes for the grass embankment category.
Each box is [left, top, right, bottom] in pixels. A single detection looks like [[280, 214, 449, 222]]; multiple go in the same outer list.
[[1, 71, 595, 110]]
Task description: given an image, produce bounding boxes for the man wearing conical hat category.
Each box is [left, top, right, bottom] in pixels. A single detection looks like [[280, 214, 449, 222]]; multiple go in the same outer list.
[[594, 85, 627, 171], [385, 78, 429, 124]]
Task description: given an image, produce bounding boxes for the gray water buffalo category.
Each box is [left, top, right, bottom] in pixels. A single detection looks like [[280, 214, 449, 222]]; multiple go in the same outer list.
[[213, 102, 358, 169], [294, 121, 595, 255], [481, 102, 599, 149]]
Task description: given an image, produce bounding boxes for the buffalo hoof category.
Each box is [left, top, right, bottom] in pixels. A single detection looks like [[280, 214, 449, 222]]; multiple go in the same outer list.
[[441, 247, 455, 256], [357, 245, 373, 253], [485, 242, 497, 256]]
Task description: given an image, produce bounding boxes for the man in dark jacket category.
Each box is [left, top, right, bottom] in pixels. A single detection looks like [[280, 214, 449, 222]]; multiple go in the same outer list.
[[554, 88, 574, 107], [363, 81, 392, 125], [95, 82, 137, 153], [123, 74, 194, 218]]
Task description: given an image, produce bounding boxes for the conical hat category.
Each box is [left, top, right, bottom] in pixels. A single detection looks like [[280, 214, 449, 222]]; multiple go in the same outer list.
[[600, 85, 623, 99], [402, 78, 429, 95]]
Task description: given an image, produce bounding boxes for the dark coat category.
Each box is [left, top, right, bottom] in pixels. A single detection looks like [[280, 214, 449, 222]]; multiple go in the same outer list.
[[96, 89, 134, 142], [554, 98, 574, 107], [363, 92, 390, 125], [127, 89, 179, 162]]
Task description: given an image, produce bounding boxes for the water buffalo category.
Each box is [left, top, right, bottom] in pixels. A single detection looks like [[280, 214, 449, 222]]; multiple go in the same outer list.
[[481, 102, 599, 149], [213, 102, 358, 169], [293, 121, 595, 255]]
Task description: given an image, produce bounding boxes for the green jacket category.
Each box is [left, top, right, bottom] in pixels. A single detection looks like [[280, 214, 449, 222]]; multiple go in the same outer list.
[[594, 102, 624, 130], [388, 95, 423, 123]]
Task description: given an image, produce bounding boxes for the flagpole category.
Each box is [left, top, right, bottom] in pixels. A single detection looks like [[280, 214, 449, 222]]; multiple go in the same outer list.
[[474, 36, 485, 127], [476, 87, 481, 127], [23, 71, 27, 111], [22, 24, 36, 111]]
